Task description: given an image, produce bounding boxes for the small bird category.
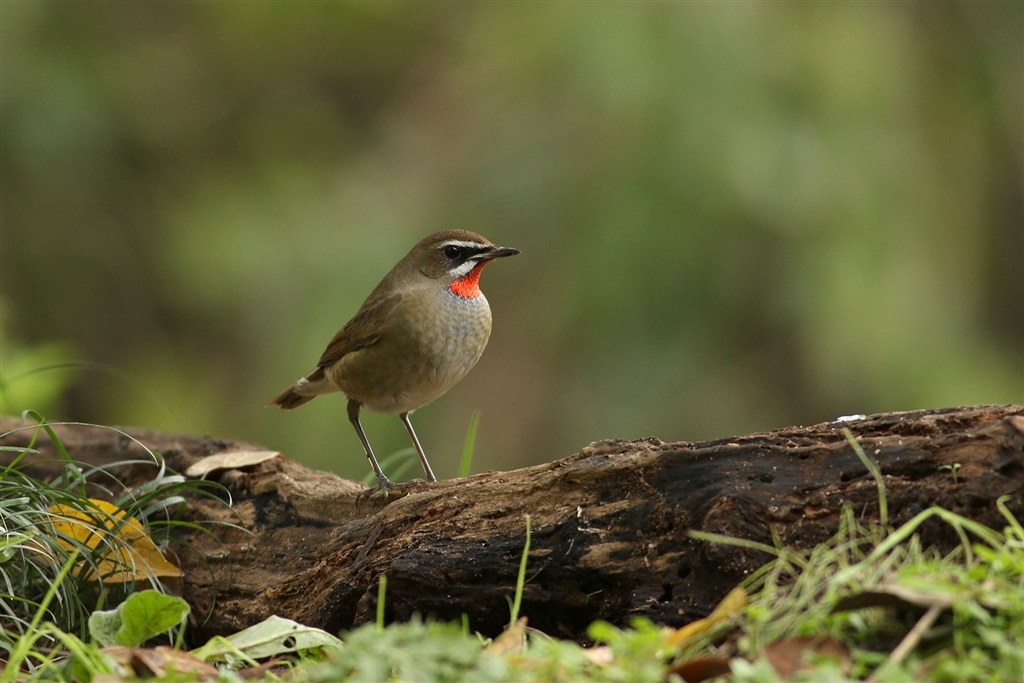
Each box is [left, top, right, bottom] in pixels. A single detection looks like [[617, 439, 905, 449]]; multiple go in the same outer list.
[[271, 230, 519, 489]]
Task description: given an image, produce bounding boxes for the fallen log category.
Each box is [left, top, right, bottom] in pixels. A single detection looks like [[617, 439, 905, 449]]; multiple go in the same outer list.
[[2, 405, 1021, 643]]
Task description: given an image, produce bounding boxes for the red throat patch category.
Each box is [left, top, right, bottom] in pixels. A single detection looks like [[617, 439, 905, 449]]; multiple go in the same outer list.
[[448, 261, 490, 299]]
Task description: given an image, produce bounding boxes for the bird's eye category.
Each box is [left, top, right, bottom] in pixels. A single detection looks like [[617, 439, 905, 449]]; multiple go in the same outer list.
[[443, 245, 463, 260]]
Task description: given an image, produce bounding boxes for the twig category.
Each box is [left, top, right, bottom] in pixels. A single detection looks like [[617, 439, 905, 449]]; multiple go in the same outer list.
[[866, 604, 944, 683]]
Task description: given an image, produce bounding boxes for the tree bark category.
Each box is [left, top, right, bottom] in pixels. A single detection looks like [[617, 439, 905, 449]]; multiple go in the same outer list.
[[2, 405, 1022, 643]]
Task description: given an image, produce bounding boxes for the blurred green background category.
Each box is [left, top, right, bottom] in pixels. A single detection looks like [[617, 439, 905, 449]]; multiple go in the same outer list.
[[2, 2, 1021, 481]]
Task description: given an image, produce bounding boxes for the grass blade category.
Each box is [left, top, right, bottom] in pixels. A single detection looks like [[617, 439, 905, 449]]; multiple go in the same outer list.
[[509, 514, 531, 627], [458, 410, 481, 478]]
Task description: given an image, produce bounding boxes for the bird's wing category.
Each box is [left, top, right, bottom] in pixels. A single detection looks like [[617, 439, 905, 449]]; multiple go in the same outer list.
[[316, 291, 402, 368]]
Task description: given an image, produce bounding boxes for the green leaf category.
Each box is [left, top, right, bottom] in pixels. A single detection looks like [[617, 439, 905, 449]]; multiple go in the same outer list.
[[196, 615, 342, 662], [88, 589, 189, 647], [88, 607, 121, 647]]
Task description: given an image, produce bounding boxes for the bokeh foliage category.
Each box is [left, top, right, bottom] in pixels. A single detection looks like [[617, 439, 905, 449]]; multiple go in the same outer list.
[[2, 2, 1021, 478]]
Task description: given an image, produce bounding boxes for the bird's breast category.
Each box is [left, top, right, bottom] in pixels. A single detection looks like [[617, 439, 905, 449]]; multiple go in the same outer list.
[[411, 291, 493, 378], [331, 290, 493, 414]]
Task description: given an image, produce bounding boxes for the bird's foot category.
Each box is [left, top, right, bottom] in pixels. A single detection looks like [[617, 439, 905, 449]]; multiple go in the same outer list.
[[357, 476, 436, 505], [356, 481, 391, 505]]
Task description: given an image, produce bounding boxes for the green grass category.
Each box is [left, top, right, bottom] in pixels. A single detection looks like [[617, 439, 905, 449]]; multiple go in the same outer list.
[[507, 513, 530, 627], [731, 501, 1023, 681], [457, 410, 481, 478], [0, 413, 234, 671], [3, 420, 1022, 682], [298, 490, 1023, 683]]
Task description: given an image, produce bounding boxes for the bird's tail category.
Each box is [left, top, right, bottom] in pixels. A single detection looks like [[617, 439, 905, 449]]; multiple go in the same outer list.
[[269, 370, 330, 409]]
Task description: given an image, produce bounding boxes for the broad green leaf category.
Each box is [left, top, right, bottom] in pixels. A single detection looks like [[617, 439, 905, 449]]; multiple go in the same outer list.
[[88, 606, 122, 647], [89, 590, 189, 647]]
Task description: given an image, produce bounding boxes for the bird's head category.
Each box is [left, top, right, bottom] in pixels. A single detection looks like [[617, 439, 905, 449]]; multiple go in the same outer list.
[[410, 230, 520, 298]]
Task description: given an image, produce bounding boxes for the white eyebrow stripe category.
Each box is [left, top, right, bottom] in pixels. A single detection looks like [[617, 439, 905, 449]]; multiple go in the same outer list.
[[439, 240, 488, 250]]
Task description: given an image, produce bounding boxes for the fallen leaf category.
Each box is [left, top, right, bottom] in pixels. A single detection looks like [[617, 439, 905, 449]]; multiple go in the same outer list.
[[102, 645, 219, 679], [667, 586, 747, 648], [666, 654, 733, 682], [193, 615, 342, 662], [486, 617, 527, 655], [185, 450, 282, 478], [47, 499, 181, 582], [763, 636, 850, 679], [832, 584, 955, 613], [583, 645, 614, 666]]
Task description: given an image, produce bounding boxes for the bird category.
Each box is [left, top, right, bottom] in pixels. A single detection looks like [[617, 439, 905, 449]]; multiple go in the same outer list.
[[271, 229, 519, 490]]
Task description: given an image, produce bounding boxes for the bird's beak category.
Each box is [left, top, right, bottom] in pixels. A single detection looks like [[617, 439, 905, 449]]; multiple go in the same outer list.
[[483, 245, 520, 260]]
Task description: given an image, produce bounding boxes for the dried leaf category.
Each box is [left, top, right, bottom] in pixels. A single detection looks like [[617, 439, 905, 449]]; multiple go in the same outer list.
[[832, 584, 955, 612], [47, 499, 182, 582], [666, 586, 747, 648], [667, 655, 733, 682], [102, 645, 219, 679], [583, 645, 614, 666], [763, 636, 850, 679], [185, 450, 282, 478], [486, 617, 527, 655]]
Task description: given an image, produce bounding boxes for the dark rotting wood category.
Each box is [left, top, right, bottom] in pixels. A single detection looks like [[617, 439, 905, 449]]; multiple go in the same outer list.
[[2, 405, 1021, 643]]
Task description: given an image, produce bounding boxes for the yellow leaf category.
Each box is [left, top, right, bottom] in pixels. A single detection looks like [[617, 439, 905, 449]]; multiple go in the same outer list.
[[47, 499, 182, 582], [666, 586, 746, 648]]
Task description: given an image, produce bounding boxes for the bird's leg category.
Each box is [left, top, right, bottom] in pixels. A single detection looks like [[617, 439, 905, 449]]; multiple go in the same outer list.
[[347, 399, 393, 490], [399, 412, 437, 482]]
